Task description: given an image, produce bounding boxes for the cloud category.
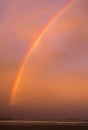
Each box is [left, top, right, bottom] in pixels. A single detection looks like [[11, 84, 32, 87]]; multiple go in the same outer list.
[[0, 0, 88, 119]]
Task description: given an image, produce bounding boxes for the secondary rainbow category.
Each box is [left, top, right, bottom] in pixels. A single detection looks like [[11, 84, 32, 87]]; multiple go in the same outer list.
[[10, 0, 78, 105]]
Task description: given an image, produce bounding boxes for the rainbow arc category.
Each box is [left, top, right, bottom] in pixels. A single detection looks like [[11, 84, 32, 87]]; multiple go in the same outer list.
[[10, 0, 79, 105]]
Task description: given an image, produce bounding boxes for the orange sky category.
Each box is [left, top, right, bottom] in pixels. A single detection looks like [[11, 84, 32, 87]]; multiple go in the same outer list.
[[0, 0, 88, 120]]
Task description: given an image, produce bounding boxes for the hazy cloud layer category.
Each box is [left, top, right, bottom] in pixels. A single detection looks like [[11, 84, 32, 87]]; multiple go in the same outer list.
[[0, 0, 88, 120]]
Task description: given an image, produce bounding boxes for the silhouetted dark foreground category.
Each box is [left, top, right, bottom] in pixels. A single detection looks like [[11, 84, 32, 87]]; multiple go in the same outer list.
[[1, 125, 88, 130], [0, 121, 88, 130]]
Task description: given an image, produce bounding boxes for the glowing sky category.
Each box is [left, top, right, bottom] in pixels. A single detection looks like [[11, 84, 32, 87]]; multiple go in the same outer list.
[[0, 0, 88, 120]]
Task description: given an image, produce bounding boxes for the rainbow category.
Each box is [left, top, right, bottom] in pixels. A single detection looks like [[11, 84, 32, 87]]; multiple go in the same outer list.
[[10, 0, 78, 105]]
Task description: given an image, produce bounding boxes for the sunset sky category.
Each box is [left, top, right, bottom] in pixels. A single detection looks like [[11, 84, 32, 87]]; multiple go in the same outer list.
[[0, 0, 88, 120]]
